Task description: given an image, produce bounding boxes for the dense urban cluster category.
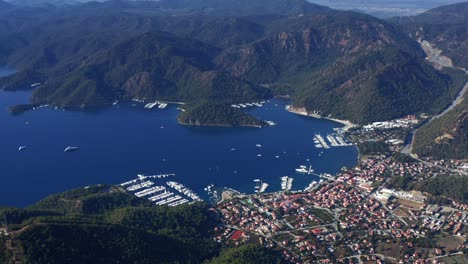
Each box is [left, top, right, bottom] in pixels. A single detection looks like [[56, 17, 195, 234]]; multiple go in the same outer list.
[[214, 116, 467, 263]]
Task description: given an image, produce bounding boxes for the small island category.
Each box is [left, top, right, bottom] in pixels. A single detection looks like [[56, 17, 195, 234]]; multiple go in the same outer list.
[[177, 101, 267, 128]]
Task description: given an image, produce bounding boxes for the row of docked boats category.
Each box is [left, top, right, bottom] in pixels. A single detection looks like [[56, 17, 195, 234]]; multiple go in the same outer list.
[[144, 101, 168, 109], [304, 179, 324, 192], [253, 179, 269, 193], [281, 176, 293, 191], [167, 181, 202, 201], [231, 101, 266, 109]]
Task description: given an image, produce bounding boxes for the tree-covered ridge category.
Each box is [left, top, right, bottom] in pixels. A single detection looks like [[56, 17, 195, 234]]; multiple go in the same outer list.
[[0, 186, 220, 264], [178, 101, 267, 127], [413, 93, 468, 159]]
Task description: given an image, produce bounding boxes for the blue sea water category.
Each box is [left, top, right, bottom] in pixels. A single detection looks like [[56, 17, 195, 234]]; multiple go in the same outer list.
[[0, 67, 358, 207]]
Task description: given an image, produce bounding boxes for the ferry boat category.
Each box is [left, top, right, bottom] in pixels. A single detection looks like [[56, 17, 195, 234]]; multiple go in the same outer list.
[[256, 144, 262, 147], [64, 146, 79, 152]]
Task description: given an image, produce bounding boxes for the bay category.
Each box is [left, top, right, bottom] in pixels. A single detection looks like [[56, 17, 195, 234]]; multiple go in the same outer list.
[[0, 68, 357, 207]]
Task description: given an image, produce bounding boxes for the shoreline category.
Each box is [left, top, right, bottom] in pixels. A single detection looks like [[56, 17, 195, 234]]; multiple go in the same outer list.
[[285, 105, 356, 131]]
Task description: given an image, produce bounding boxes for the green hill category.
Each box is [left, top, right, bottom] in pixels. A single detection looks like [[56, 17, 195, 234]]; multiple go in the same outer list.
[[0, 186, 216, 264], [178, 101, 267, 127]]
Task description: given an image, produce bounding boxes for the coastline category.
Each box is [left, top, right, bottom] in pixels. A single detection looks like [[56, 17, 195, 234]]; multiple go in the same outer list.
[[285, 105, 356, 131]]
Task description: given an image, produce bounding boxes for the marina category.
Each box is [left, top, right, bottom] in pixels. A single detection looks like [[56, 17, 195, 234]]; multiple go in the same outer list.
[[314, 133, 353, 149], [120, 174, 202, 207]]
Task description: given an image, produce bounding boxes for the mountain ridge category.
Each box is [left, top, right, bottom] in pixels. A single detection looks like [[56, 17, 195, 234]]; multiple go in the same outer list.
[[0, 0, 465, 124]]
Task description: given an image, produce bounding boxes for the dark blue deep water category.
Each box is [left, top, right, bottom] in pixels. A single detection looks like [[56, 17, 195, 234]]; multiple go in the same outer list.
[[0, 67, 358, 207]]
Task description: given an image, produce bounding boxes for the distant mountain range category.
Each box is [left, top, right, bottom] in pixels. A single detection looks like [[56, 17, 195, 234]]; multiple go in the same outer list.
[[0, 0, 466, 124], [391, 1, 468, 69]]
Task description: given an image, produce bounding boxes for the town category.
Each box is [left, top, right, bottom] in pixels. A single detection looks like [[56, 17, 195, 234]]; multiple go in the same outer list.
[[213, 115, 467, 263]]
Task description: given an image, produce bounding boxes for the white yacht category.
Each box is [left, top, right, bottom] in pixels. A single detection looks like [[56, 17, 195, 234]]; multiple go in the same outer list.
[[295, 165, 308, 173], [18, 146, 27, 151], [64, 146, 79, 152]]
